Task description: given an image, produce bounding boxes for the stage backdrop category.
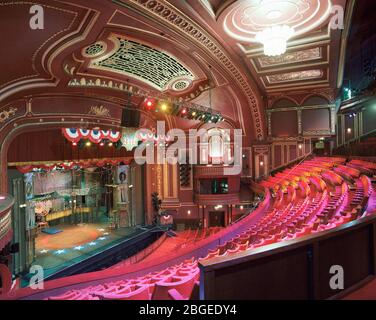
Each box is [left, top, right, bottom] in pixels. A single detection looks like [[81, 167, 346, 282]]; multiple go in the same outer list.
[[33, 171, 72, 195]]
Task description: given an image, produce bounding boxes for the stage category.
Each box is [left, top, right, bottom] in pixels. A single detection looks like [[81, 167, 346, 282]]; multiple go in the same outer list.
[[25, 223, 143, 284]]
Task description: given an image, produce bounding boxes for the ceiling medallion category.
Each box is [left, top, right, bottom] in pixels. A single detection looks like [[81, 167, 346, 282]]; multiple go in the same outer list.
[[221, 0, 332, 56]]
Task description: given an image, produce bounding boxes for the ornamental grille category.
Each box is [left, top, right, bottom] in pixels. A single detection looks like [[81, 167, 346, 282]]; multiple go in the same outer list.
[[85, 43, 105, 56], [172, 80, 189, 91], [94, 38, 194, 91]]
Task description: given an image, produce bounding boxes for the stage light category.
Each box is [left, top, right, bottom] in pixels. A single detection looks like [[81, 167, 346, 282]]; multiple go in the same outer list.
[[72, 142, 77, 147], [89, 242, 97, 246], [86, 141, 91, 147], [99, 142, 104, 147], [181, 108, 187, 115], [347, 128, 352, 134], [108, 142, 113, 147], [260, 161, 264, 166], [240, 206, 244, 211], [192, 111, 196, 117], [144, 98, 155, 111], [298, 144, 303, 150], [55, 250, 66, 255], [74, 246, 83, 251], [160, 103, 168, 112], [187, 210, 191, 215]]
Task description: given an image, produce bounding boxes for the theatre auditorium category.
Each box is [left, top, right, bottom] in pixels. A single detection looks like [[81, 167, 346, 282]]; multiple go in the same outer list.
[[0, 0, 376, 301]]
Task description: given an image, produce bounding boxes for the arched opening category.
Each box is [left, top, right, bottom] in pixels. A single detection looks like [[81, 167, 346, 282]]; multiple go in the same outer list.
[[4, 126, 145, 277]]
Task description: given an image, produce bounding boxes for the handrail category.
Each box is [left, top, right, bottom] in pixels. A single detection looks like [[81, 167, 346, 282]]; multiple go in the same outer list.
[[199, 212, 376, 300]]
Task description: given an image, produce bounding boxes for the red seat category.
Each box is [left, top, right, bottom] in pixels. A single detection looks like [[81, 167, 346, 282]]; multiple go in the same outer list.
[[97, 284, 150, 300], [0, 264, 13, 296], [151, 272, 197, 300]]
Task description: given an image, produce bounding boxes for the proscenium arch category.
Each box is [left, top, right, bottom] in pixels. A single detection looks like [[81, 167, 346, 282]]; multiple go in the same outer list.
[[0, 111, 160, 193]]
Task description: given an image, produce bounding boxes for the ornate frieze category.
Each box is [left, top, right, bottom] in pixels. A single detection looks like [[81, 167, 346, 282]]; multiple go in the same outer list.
[[258, 48, 322, 68], [267, 70, 323, 84], [0, 107, 18, 124], [88, 105, 111, 118]]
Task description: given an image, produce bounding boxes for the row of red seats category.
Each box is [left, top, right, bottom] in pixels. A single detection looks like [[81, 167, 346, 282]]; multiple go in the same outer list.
[[47, 259, 199, 300], [45, 158, 374, 300]]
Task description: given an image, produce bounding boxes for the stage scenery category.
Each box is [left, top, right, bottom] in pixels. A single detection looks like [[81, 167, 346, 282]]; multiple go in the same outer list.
[[0, 0, 376, 303]]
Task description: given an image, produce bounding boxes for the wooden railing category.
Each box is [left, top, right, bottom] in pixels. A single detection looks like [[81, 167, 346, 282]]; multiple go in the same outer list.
[[199, 213, 376, 300]]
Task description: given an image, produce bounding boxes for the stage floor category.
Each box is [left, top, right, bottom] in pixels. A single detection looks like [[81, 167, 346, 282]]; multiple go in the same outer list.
[[30, 223, 141, 281]]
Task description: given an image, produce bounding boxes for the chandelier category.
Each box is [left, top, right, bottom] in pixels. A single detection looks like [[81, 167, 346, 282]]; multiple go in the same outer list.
[[255, 25, 294, 56]]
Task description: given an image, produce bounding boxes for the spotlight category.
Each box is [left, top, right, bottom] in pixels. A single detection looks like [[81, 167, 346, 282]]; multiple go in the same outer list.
[[99, 142, 104, 147], [86, 141, 91, 147], [181, 108, 187, 115], [160, 103, 168, 112], [191, 111, 197, 117], [144, 98, 155, 111], [72, 142, 77, 147], [108, 142, 113, 147]]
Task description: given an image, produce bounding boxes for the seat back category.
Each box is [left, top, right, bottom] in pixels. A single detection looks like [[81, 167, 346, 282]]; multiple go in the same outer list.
[[151, 274, 196, 300], [0, 264, 12, 296]]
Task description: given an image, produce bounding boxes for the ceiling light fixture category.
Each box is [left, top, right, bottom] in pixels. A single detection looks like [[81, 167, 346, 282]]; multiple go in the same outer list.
[[255, 25, 294, 56]]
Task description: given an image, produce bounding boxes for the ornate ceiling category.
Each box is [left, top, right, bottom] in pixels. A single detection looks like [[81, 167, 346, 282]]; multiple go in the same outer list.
[[0, 0, 355, 143], [216, 0, 352, 95]]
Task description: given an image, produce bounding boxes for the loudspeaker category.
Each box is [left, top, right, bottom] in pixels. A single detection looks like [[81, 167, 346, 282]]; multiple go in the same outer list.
[[121, 108, 140, 128]]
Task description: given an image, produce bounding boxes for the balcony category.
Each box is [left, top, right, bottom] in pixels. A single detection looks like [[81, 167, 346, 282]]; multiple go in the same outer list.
[[194, 165, 240, 178], [194, 193, 240, 205]]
